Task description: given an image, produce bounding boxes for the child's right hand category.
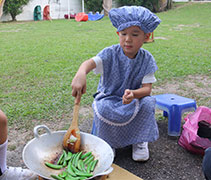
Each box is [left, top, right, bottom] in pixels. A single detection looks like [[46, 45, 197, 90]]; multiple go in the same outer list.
[[71, 72, 87, 100], [71, 59, 96, 104]]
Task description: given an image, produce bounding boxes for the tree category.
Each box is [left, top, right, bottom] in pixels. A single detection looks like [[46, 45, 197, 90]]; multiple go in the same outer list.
[[117, 0, 154, 11], [0, 0, 5, 17], [85, 0, 103, 13], [3, 0, 30, 21], [103, 0, 112, 16], [117, 0, 173, 12], [117, 0, 144, 6]]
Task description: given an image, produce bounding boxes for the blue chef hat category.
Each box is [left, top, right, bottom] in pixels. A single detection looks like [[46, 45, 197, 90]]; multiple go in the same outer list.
[[109, 6, 161, 33]]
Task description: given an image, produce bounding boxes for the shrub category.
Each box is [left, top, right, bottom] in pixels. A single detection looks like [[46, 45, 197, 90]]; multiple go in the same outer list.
[[117, 0, 144, 6], [117, 0, 173, 12], [3, 0, 30, 21], [117, 0, 154, 11], [85, 0, 103, 13]]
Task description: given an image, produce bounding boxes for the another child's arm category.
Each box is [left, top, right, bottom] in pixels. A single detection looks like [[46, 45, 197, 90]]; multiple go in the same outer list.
[[122, 83, 152, 104], [71, 59, 96, 101]]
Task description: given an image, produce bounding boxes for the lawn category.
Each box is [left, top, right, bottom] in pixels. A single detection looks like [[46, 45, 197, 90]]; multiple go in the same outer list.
[[0, 2, 211, 128]]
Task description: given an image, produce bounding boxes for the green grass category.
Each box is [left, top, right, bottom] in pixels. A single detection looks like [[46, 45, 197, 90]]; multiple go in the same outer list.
[[0, 2, 211, 127]]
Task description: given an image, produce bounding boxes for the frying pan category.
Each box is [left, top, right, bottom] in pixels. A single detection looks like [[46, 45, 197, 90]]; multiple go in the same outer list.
[[22, 125, 114, 180]]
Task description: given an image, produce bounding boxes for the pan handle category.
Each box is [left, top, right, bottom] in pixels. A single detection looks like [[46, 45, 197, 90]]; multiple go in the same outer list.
[[33, 125, 51, 139]]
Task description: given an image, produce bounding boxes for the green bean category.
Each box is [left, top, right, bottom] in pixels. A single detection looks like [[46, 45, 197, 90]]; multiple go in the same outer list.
[[70, 153, 76, 164], [75, 151, 83, 168], [65, 151, 73, 161], [67, 162, 76, 177], [77, 159, 82, 171], [78, 177, 87, 180], [73, 152, 79, 167], [57, 152, 65, 165], [45, 162, 63, 170], [63, 161, 67, 167], [90, 159, 98, 172], [75, 171, 93, 177], [49, 150, 97, 180], [51, 174, 64, 180], [86, 161, 92, 174], [59, 171, 67, 178], [79, 159, 86, 172], [65, 174, 80, 180], [63, 150, 68, 167], [71, 165, 82, 174], [81, 151, 92, 160], [83, 154, 92, 164], [84, 155, 94, 165]]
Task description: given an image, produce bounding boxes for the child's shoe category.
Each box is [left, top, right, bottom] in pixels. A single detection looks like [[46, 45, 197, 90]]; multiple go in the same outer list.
[[0, 167, 37, 180], [132, 142, 149, 161]]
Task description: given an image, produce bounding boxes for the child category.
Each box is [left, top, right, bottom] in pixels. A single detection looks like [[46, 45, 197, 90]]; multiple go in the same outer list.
[[71, 6, 161, 161], [202, 147, 211, 180], [0, 110, 37, 180]]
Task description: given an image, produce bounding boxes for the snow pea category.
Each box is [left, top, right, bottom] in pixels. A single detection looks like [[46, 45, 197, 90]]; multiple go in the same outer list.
[[63, 150, 68, 167], [86, 161, 92, 174], [84, 155, 94, 165], [59, 171, 67, 178], [51, 174, 64, 180], [57, 152, 64, 165], [78, 159, 86, 172], [81, 151, 92, 160], [67, 162, 76, 177], [45, 162, 63, 170], [65, 174, 80, 180], [75, 151, 83, 168], [71, 164, 82, 174], [90, 159, 98, 172], [75, 171, 93, 177], [65, 151, 73, 161]]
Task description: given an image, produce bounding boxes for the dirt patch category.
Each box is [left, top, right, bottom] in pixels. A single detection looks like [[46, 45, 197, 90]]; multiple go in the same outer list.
[[7, 75, 211, 179], [153, 75, 211, 107]]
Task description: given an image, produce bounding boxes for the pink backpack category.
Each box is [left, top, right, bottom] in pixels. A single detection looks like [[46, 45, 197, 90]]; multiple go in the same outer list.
[[178, 106, 211, 155]]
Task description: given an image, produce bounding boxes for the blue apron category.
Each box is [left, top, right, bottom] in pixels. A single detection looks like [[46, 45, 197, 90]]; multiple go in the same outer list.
[[92, 44, 159, 148]]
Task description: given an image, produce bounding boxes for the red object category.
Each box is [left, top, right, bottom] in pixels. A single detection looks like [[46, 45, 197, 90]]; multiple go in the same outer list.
[[43, 5, 51, 20], [64, 14, 69, 19], [70, 13, 76, 19], [144, 32, 154, 43], [64, 13, 76, 20], [75, 12, 88, 22], [178, 106, 211, 155]]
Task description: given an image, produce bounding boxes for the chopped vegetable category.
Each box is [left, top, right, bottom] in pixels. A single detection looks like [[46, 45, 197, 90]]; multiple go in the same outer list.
[[69, 134, 77, 144], [45, 150, 99, 179]]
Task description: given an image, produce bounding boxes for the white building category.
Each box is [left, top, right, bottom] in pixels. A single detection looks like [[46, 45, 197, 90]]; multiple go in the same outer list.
[[0, 0, 120, 22], [0, 0, 83, 21]]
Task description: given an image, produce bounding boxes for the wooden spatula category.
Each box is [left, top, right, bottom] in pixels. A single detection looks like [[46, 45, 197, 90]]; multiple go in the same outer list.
[[63, 95, 81, 153]]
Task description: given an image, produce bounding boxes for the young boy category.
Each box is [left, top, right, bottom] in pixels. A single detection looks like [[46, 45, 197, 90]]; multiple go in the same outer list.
[[0, 110, 37, 180], [0, 4, 37, 180], [202, 147, 211, 180], [71, 6, 161, 161]]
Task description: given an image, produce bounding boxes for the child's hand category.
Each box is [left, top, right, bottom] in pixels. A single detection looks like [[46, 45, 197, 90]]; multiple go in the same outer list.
[[71, 72, 86, 99], [122, 89, 134, 104]]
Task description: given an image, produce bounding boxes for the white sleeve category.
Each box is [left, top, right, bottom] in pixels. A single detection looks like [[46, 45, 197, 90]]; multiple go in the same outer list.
[[92, 56, 103, 74], [142, 73, 157, 84]]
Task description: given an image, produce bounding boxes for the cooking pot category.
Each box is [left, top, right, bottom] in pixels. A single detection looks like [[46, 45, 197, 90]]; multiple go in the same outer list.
[[22, 125, 114, 180]]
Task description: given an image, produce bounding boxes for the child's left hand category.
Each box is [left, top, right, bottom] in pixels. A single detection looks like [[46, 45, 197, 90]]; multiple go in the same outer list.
[[122, 89, 134, 104]]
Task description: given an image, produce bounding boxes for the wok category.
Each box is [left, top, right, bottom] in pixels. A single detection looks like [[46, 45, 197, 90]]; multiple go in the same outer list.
[[22, 125, 114, 180]]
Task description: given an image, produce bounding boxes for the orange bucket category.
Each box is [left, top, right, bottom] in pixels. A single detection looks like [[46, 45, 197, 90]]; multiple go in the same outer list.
[[75, 12, 88, 22]]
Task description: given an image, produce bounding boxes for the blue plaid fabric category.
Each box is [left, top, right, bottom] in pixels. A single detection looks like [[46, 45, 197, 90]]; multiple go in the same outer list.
[[109, 6, 161, 33], [92, 44, 159, 148]]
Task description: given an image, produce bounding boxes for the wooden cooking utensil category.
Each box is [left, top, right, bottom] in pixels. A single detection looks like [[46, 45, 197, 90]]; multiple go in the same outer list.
[[63, 95, 81, 153]]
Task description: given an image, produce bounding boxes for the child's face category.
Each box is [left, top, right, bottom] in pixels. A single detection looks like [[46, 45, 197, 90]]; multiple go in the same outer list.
[[118, 26, 147, 59]]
